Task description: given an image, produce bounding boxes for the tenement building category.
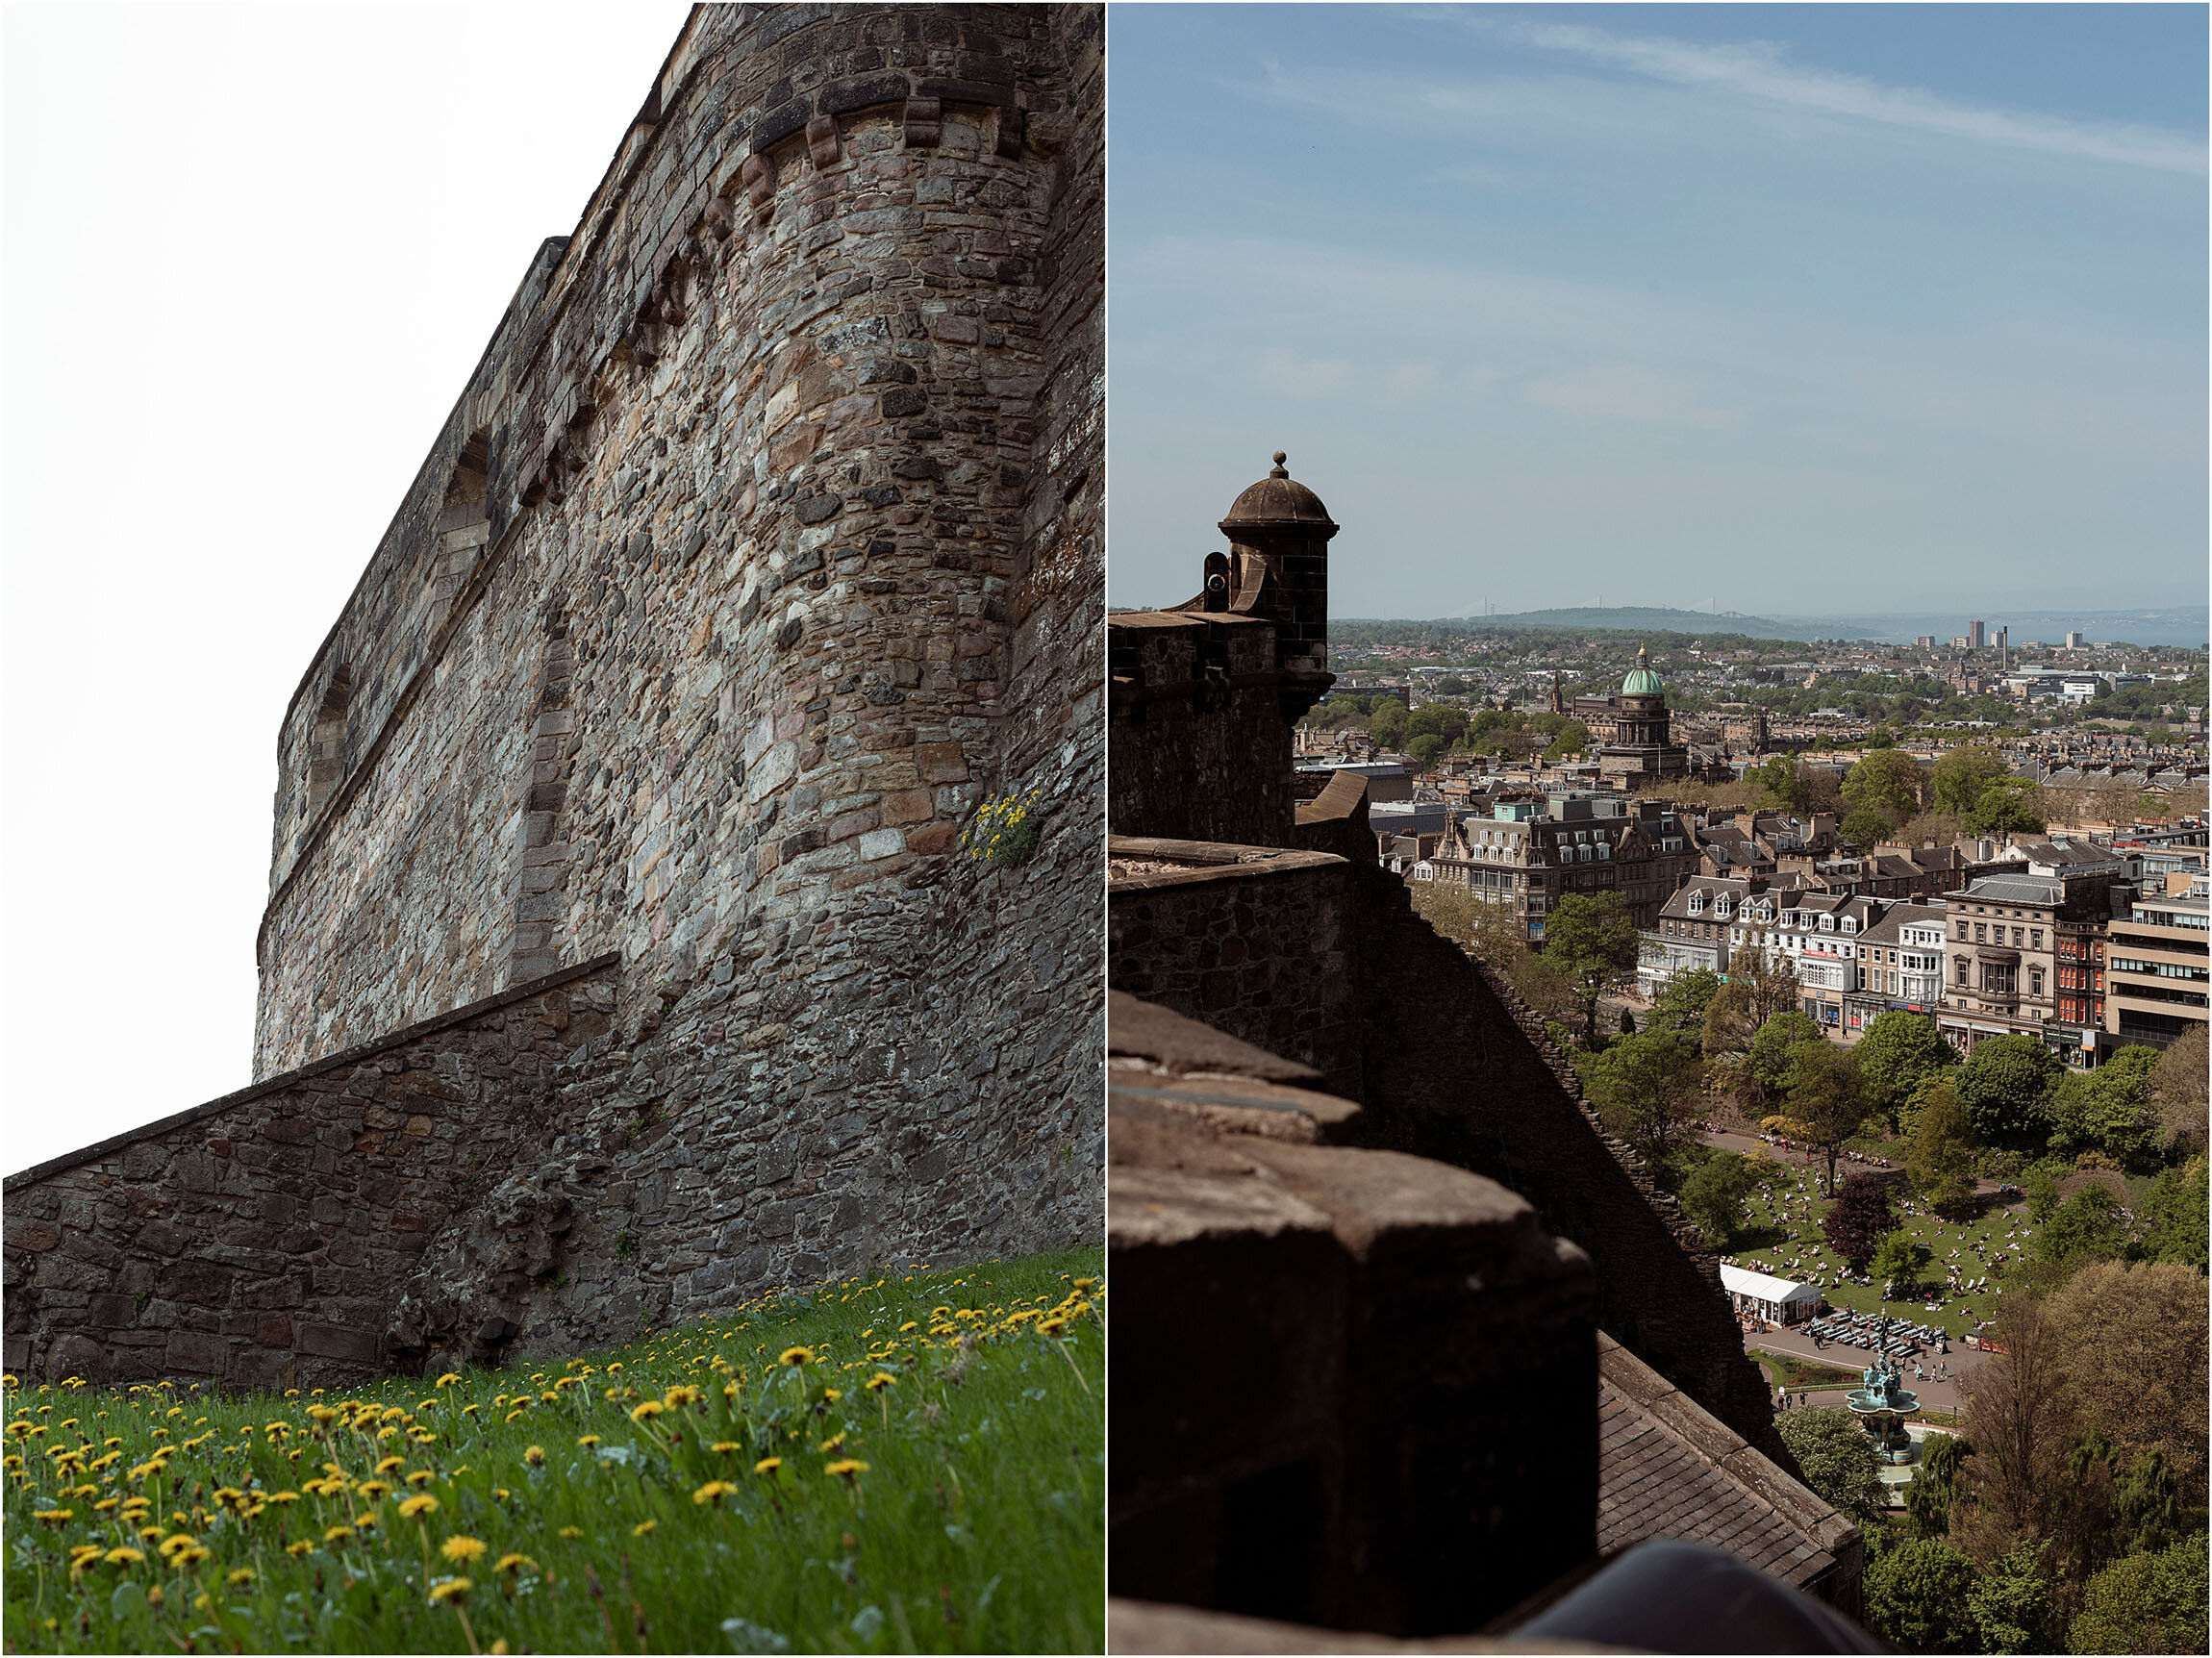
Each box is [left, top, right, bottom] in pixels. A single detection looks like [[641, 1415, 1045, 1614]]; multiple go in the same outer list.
[[1418, 792, 1697, 936], [1937, 871, 2123, 1058], [1108, 458, 1857, 1641], [6, 3, 1104, 1390]]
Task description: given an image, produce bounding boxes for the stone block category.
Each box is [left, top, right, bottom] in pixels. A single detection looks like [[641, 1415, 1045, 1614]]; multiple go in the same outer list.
[[164, 1329, 232, 1377], [296, 1322, 381, 1366]]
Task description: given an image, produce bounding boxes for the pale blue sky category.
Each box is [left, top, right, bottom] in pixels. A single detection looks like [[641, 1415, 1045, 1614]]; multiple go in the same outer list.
[[1109, 3, 2208, 617]]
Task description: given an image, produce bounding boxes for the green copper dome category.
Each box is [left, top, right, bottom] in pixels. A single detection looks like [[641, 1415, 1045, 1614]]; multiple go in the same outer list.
[[1621, 644, 1664, 697]]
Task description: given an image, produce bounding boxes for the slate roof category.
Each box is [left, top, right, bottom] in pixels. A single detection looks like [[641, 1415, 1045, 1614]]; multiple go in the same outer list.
[[1596, 1335, 1856, 1595], [1951, 874, 2067, 907]]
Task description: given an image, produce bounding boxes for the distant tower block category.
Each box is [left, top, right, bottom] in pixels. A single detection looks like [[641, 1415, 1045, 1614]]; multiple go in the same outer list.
[[1970, 619, 1986, 649], [1218, 451, 1339, 718]]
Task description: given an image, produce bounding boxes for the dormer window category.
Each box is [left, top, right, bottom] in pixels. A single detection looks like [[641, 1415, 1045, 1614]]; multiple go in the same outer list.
[[1819, 915, 1834, 932], [1688, 892, 1706, 915], [1715, 897, 1733, 920], [1842, 918, 1857, 935]]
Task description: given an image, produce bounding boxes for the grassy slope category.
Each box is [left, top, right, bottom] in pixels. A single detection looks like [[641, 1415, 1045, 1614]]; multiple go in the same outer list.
[[1724, 1156, 2028, 1339], [4, 1247, 1103, 1654]]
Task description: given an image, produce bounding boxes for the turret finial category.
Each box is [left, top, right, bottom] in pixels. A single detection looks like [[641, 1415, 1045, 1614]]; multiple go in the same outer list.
[[1269, 450, 1288, 478]]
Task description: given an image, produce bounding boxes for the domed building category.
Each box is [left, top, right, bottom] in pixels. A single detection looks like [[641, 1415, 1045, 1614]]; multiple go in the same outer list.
[[1573, 645, 1693, 787]]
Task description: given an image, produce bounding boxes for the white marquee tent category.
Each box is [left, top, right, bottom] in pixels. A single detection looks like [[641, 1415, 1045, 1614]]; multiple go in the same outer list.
[[1721, 1263, 1823, 1326]]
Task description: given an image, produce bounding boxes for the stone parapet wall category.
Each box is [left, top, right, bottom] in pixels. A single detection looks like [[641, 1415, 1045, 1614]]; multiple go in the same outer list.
[[1108, 613, 1297, 845], [3, 960, 617, 1389], [1107, 838, 1362, 1099]]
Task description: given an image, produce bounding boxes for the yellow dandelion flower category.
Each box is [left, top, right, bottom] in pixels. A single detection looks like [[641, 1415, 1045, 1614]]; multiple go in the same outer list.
[[168, 1545, 211, 1571], [405, 1469, 435, 1487], [558, 1525, 583, 1540], [629, 1400, 665, 1422], [523, 1444, 545, 1467], [823, 1458, 867, 1479], [632, 1519, 656, 1536], [440, 1534, 488, 1564], [692, 1479, 739, 1506], [819, 1432, 847, 1453], [226, 1568, 256, 1588], [778, 1347, 814, 1368], [865, 1372, 895, 1392], [428, 1577, 472, 1605], [105, 1546, 145, 1566], [712, 1440, 742, 1454], [754, 1456, 783, 1474], [375, 1455, 404, 1474], [397, 1494, 440, 1520], [358, 1479, 392, 1498], [436, 1373, 462, 1388], [577, 1434, 602, 1448]]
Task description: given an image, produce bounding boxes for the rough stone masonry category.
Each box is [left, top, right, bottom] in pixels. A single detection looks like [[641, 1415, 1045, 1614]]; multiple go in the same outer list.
[[5, 2, 1105, 1389]]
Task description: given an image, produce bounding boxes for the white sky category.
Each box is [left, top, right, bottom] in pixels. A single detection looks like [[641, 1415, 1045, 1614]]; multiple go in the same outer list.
[[2, 3, 692, 1172]]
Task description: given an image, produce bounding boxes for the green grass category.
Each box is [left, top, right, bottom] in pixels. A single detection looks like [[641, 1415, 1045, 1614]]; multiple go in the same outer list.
[[1724, 1155, 2029, 1339], [1750, 1349, 1867, 1392], [4, 1247, 1103, 1653]]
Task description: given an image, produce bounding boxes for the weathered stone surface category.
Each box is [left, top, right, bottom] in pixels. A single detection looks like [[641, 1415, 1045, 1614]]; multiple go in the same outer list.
[[6, 4, 1102, 1391]]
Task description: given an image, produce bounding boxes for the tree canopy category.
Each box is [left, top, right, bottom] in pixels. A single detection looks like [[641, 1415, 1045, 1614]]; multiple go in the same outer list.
[[1957, 1035, 2061, 1151], [1823, 1171, 1897, 1270], [1776, 1407, 1889, 1523], [1864, 1538, 1983, 1654], [1543, 892, 1642, 1048], [1784, 1040, 1871, 1194], [1580, 1031, 1705, 1163], [1855, 1012, 1958, 1128]]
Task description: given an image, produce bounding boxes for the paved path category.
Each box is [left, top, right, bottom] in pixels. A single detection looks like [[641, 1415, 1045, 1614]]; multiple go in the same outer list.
[[1748, 1324, 1985, 1416]]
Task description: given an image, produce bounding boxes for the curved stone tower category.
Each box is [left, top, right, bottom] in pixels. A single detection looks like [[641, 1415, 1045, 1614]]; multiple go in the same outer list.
[[6, 3, 1103, 1387]]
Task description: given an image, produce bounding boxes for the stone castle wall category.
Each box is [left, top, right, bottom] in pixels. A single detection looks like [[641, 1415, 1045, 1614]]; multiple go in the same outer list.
[[9, 3, 1104, 1383], [4, 962, 616, 1389]]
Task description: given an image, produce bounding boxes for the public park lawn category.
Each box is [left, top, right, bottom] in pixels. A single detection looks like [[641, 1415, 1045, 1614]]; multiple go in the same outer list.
[[1725, 1157, 2031, 1341], [3, 1248, 1104, 1654]]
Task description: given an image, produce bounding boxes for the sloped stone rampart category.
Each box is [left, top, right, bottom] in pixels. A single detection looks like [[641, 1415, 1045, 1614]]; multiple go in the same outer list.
[[2, 960, 616, 1388]]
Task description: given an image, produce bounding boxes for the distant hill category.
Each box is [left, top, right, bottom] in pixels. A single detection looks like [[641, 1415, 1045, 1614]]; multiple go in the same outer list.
[[1335, 603, 2209, 650]]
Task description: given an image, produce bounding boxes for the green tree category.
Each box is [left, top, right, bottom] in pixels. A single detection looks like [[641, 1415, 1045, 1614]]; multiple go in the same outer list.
[[2049, 1046, 2163, 1170], [1969, 778, 2048, 837], [1646, 967, 1722, 1052], [1856, 1011, 1959, 1130], [1580, 1031, 1705, 1162], [2137, 1157, 2209, 1269], [1969, 1540, 2053, 1654], [1543, 891, 1643, 1048], [1842, 803, 1897, 849], [1541, 719, 1591, 762], [1677, 1150, 1758, 1249], [1932, 745, 2012, 816], [1700, 945, 1805, 1079], [2149, 1025, 2209, 1156], [1822, 1171, 1897, 1271], [1369, 698, 1409, 748], [1845, 747, 1926, 824], [1407, 732, 1446, 770], [1906, 1432, 1974, 1541], [1871, 1232, 1932, 1297], [1747, 1011, 1826, 1102], [1866, 1538, 1982, 1651], [1776, 1407, 1889, 1523], [2023, 1164, 2062, 1222], [1784, 1039, 1870, 1195], [1752, 754, 1811, 812], [2033, 1185, 2128, 1270], [1906, 1079, 1980, 1218], [2068, 1534, 2210, 1655], [1958, 1035, 2062, 1151]]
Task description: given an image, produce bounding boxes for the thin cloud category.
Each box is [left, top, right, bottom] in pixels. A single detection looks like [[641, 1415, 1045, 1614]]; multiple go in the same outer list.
[[1491, 18, 2205, 175]]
